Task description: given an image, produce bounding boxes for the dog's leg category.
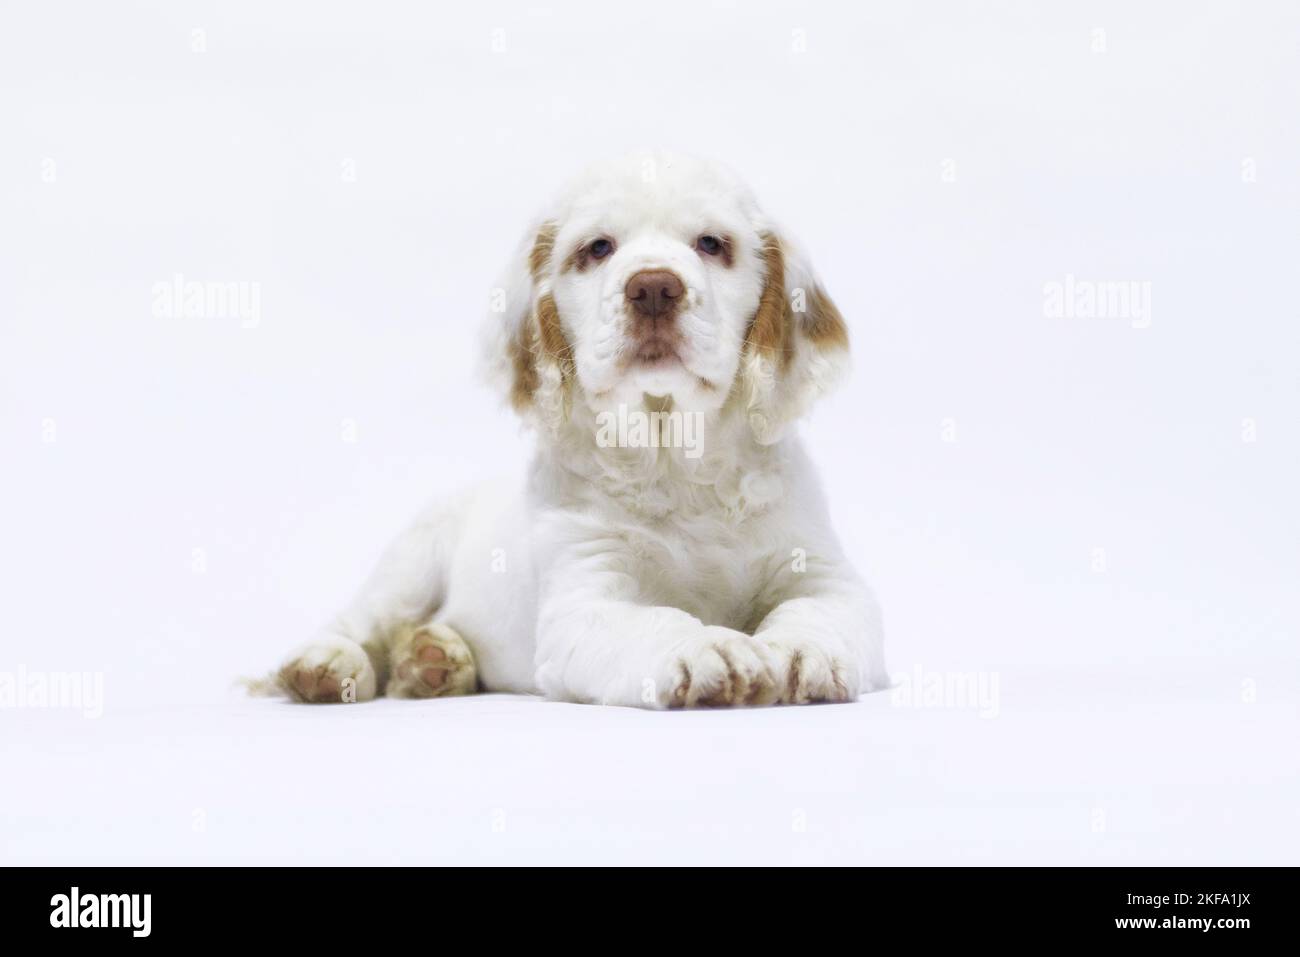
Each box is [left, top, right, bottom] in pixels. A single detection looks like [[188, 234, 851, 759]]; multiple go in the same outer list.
[[268, 498, 466, 703], [536, 602, 779, 708], [533, 555, 780, 708], [754, 564, 888, 704]]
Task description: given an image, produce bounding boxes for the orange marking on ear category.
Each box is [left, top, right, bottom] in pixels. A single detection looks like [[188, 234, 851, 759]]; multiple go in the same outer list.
[[529, 222, 557, 281], [510, 223, 560, 409], [747, 233, 794, 369], [536, 292, 575, 385]]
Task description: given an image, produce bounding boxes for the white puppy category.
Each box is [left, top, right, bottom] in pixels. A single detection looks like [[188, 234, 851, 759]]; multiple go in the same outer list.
[[264, 153, 887, 708]]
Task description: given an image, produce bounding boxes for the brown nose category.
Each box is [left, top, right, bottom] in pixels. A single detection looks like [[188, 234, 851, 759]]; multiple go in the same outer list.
[[625, 269, 685, 321]]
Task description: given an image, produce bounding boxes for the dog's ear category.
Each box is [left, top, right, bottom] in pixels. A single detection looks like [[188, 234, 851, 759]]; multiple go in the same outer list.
[[481, 219, 574, 431], [739, 229, 850, 443]]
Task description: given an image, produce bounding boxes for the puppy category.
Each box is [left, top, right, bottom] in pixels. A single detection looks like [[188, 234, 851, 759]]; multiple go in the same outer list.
[[264, 153, 887, 708]]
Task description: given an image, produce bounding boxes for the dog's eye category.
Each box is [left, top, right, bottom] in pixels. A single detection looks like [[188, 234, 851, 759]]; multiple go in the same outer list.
[[590, 238, 614, 260], [696, 235, 724, 256]]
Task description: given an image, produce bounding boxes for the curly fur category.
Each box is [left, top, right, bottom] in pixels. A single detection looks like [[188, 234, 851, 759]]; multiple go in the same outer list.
[[264, 152, 886, 709]]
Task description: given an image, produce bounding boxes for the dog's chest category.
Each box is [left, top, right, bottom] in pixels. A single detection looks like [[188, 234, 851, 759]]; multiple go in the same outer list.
[[615, 502, 782, 630]]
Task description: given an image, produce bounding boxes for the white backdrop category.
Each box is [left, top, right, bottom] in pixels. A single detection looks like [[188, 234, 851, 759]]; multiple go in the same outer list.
[[2, 1, 1297, 864]]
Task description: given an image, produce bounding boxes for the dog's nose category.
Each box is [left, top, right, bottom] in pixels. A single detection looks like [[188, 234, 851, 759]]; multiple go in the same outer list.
[[625, 269, 685, 321]]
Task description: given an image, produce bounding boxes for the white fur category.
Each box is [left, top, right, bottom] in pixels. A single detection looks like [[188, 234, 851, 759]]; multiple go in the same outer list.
[[266, 153, 887, 709]]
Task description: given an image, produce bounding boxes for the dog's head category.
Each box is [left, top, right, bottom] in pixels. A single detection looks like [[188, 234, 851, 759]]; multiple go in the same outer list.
[[485, 153, 849, 444]]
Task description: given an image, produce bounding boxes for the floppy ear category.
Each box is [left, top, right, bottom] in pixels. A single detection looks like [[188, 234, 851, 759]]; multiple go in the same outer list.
[[739, 229, 851, 444], [481, 219, 575, 432]]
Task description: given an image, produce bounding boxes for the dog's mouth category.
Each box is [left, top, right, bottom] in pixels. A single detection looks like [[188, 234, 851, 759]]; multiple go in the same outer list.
[[631, 338, 681, 368]]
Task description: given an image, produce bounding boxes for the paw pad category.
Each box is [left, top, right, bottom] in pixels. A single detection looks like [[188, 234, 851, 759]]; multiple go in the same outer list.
[[387, 622, 477, 699], [276, 639, 374, 703]]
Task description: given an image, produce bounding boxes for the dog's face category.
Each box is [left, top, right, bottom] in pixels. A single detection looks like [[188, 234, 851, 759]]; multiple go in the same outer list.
[[545, 156, 763, 414], [488, 153, 850, 443]]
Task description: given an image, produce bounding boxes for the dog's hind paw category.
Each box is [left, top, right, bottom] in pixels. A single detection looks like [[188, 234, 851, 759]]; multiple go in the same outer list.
[[274, 636, 377, 703], [387, 622, 477, 699]]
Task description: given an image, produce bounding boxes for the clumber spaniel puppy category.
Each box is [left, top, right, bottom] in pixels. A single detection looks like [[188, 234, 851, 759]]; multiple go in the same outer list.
[[265, 153, 887, 708]]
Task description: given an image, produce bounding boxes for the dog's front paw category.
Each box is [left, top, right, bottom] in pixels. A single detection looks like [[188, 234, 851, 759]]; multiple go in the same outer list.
[[277, 637, 376, 703], [655, 626, 779, 708], [762, 634, 857, 704]]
